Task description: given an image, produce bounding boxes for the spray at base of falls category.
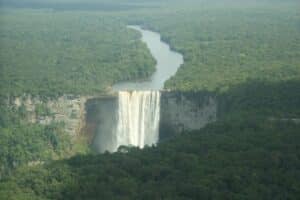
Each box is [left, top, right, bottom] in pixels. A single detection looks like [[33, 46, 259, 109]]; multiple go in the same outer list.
[[112, 90, 160, 152]]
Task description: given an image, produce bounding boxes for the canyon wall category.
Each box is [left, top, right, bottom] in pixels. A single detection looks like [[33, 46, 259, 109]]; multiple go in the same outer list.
[[85, 91, 218, 151], [11, 95, 88, 138], [9, 91, 218, 152], [159, 91, 217, 140], [85, 96, 118, 152]]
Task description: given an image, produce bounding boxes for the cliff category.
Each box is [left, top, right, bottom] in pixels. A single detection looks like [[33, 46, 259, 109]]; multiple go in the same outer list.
[[159, 91, 217, 140], [8, 91, 218, 152], [11, 94, 88, 138], [84, 91, 218, 152]]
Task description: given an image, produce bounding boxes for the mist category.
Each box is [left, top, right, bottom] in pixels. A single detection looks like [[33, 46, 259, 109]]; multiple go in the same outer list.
[[1, 0, 298, 11]]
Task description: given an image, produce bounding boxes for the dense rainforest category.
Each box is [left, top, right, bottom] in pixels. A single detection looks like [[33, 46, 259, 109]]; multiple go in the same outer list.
[[0, 0, 300, 199], [0, 10, 156, 97], [1, 81, 300, 199], [130, 2, 300, 92], [0, 5, 157, 176], [1, 0, 299, 95]]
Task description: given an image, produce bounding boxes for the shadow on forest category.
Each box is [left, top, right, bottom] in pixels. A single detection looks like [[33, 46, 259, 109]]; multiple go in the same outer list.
[[218, 79, 300, 119]]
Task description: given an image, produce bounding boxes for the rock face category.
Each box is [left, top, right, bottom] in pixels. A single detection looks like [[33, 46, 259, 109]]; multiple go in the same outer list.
[[159, 91, 217, 140], [10, 91, 218, 150], [84, 96, 118, 152], [85, 91, 218, 151], [11, 95, 88, 137]]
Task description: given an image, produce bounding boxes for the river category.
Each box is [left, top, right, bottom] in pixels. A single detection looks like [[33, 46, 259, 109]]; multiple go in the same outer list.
[[112, 25, 183, 91], [95, 26, 184, 152]]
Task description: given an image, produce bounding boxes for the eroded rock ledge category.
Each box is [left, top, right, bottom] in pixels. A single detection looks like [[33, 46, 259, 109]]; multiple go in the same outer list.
[[10, 95, 89, 138], [85, 91, 218, 150], [159, 91, 217, 140], [8, 91, 218, 150]]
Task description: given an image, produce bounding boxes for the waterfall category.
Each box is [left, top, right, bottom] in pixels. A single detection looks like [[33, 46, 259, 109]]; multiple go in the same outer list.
[[113, 90, 160, 151]]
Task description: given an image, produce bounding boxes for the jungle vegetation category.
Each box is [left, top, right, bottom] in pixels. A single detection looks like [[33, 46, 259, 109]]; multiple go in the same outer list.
[[127, 1, 300, 92], [1, 80, 299, 199], [1, 91, 300, 199], [0, 0, 300, 199], [0, 9, 156, 97], [1, 1, 299, 96], [0, 7, 155, 177]]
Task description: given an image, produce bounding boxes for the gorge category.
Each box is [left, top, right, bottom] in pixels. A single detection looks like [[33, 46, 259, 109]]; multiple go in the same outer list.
[[93, 25, 184, 152], [8, 26, 217, 154], [91, 26, 216, 152]]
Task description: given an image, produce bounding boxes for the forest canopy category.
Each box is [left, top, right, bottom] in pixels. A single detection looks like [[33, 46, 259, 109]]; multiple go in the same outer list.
[[0, 10, 156, 97], [130, 2, 300, 92], [1, 1, 299, 96], [0, 0, 300, 199]]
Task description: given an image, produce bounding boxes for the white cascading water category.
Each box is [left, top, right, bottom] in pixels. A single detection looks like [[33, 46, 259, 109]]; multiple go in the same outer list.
[[113, 90, 160, 151]]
